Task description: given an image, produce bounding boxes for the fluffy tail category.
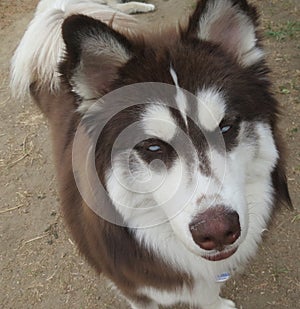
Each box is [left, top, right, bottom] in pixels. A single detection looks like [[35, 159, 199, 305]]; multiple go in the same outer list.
[[10, 0, 141, 99]]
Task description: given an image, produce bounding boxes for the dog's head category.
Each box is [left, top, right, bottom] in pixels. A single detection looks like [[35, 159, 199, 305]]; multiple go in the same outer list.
[[61, 0, 292, 262]]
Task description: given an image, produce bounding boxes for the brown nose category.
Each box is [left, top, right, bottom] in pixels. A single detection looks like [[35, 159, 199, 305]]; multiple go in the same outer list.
[[189, 205, 241, 251]]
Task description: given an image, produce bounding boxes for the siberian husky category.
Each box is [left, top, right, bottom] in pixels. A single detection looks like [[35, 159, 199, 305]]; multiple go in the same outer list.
[[11, 0, 292, 308]]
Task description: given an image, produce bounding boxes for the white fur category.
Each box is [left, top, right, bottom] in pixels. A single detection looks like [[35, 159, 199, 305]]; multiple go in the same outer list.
[[170, 67, 189, 127], [107, 1, 155, 14], [197, 88, 226, 131], [106, 115, 278, 308], [142, 104, 177, 142], [137, 284, 237, 309], [10, 0, 154, 99]]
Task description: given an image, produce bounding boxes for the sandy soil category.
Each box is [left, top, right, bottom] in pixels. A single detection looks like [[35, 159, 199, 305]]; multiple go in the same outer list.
[[0, 0, 299, 308]]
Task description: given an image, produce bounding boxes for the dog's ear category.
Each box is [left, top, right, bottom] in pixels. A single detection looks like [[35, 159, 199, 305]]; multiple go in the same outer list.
[[61, 14, 133, 99], [185, 0, 264, 67]]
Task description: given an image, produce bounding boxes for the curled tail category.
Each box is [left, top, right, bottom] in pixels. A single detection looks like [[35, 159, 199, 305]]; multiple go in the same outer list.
[[10, 0, 150, 99]]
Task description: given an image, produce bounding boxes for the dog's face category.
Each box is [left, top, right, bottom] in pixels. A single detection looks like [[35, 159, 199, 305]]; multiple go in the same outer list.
[[61, 0, 292, 262]]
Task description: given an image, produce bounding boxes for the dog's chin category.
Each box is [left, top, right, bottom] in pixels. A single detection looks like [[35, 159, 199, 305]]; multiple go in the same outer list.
[[201, 247, 238, 262]]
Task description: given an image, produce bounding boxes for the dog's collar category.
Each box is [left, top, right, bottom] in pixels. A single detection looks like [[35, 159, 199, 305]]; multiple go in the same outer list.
[[216, 272, 231, 283]]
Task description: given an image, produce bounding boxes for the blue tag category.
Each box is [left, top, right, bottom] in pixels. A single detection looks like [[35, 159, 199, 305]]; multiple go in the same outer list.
[[216, 272, 231, 282]]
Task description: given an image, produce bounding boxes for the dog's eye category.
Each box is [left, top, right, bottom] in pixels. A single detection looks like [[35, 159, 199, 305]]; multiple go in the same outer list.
[[219, 117, 241, 151], [134, 138, 177, 167], [220, 125, 232, 134], [137, 139, 165, 154], [147, 145, 162, 152], [219, 116, 240, 136]]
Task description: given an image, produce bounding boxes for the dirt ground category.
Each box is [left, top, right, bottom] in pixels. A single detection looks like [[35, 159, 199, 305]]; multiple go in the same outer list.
[[0, 0, 299, 308]]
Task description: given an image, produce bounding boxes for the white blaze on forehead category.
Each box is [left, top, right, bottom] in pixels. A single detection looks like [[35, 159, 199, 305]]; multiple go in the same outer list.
[[170, 67, 188, 127], [142, 104, 177, 141], [197, 88, 226, 131]]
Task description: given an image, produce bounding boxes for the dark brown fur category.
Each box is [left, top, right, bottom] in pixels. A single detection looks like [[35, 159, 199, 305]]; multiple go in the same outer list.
[[29, 0, 292, 305], [30, 83, 193, 304]]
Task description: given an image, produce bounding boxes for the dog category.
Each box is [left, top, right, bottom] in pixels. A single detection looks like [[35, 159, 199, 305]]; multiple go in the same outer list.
[[11, 0, 293, 308]]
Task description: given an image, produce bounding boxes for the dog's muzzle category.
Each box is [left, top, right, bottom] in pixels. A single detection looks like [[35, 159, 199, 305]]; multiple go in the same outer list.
[[189, 205, 241, 261]]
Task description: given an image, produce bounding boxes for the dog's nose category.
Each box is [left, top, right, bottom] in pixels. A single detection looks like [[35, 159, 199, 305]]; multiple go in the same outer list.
[[189, 205, 241, 251]]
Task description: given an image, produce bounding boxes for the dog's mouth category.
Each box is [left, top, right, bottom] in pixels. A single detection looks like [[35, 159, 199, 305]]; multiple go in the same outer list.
[[201, 247, 238, 262]]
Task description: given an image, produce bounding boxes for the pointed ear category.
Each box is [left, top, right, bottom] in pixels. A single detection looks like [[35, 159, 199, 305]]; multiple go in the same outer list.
[[186, 0, 264, 67], [60, 14, 132, 99]]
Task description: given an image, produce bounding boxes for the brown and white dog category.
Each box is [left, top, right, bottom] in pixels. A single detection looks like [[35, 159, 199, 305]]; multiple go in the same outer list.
[[11, 0, 292, 308]]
